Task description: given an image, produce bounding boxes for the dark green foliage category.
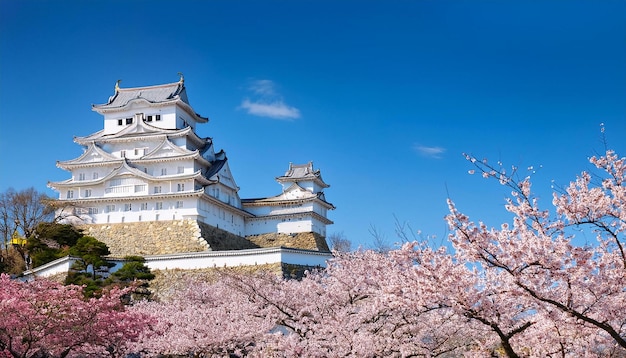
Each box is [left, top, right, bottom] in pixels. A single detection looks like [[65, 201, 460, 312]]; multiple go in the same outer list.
[[109, 256, 155, 282], [27, 222, 83, 268], [107, 256, 155, 302], [66, 236, 114, 298]]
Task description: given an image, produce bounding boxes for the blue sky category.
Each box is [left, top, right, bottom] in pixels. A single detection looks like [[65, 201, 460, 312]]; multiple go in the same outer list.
[[1, 1, 624, 249]]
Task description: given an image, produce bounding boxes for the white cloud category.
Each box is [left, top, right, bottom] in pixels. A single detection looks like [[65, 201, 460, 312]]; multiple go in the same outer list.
[[248, 79, 276, 96], [239, 79, 301, 120], [240, 99, 301, 120], [414, 145, 446, 159]]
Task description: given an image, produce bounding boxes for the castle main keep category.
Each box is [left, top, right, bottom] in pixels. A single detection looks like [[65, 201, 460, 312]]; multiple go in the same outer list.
[[48, 76, 334, 258]]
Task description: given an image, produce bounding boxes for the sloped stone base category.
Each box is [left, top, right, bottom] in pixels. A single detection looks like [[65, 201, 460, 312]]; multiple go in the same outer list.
[[246, 232, 330, 252], [78, 220, 330, 257]]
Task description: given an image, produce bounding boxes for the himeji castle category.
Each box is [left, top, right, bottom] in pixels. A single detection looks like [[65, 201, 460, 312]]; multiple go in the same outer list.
[[42, 75, 334, 277]]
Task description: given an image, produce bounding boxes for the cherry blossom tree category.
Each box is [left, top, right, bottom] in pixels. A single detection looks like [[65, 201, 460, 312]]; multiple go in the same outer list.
[[130, 274, 275, 357], [0, 274, 150, 358], [446, 148, 626, 355]]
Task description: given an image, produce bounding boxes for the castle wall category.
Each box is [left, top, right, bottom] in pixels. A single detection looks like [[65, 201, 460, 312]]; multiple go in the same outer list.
[[245, 215, 328, 237], [246, 232, 330, 252], [80, 220, 209, 257], [77, 218, 330, 258]]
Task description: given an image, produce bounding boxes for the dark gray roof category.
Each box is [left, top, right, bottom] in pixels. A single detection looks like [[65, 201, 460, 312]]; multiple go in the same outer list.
[[93, 81, 188, 109], [276, 162, 329, 188]]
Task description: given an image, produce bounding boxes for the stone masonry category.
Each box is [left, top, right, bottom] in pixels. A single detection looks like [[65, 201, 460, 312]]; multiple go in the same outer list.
[[80, 220, 209, 257], [79, 220, 330, 257]]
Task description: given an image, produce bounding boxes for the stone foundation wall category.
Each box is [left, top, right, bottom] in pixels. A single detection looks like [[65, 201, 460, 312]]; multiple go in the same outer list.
[[197, 222, 259, 250], [79, 220, 330, 257], [80, 220, 209, 257], [246, 232, 330, 252], [148, 263, 323, 301]]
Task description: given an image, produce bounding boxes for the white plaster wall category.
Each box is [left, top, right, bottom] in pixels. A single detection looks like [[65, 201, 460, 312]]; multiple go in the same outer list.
[[197, 197, 246, 236], [244, 219, 279, 236], [143, 248, 332, 271], [277, 219, 313, 234], [244, 215, 326, 236], [22, 249, 333, 281], [244, 202, 315, 217], [21, 256, 76, 281]]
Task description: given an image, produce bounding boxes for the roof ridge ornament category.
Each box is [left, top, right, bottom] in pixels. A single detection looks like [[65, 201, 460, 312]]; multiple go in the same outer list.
[[115, 79, 121, 93], [178, 72, 184, 84]]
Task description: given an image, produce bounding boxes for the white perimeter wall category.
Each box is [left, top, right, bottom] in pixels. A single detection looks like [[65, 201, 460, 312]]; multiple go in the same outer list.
[[21, 248, 333, 281]]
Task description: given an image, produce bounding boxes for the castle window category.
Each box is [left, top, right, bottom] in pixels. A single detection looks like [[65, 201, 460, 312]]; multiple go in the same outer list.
[[118, 119, 123, 126], [88, 207, 99, 215], [124, 203, 132, 211], [84, 189, 92, 198], [154, 186, 162, 194], [177, 166, 184, 174], [155, 114, 161, 121], [141, 202, 148, 210], [93, 172, 99, 180], [176, 201, 183, 208], [105, 204, 115, 213], [156, 202, 163, 210], [78, 173, 86, 181], [161, 168, 167, 176], [126, 118, 133, 125], [177, 183, 184, 192], [146, 115, 153, 122], [66, 190, 74, 199], [120, 150, 126, 158]]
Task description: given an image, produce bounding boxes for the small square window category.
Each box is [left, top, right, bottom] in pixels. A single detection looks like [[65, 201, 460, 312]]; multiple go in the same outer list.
[[118, 119, 123, 126], [126, 118, 133, 125], [120, 150, 126, 158], [146, 115, 153, 122], [155, 115, 161, 121]]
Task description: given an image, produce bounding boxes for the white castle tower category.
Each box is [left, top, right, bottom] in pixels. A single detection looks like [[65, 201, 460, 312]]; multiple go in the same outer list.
[[243, 162, 334, 237], [48, 76, 334, 257]]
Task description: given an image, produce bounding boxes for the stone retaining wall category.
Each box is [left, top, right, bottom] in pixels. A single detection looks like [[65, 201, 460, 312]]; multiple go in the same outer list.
[[79, 220, 330, 257], [80, 220, 209, 257], [247, 232, 330, 252], [148, 263, 323, 301]]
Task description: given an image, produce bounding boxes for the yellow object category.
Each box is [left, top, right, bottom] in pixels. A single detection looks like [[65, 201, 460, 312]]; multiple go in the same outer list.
[[10, 231, 26, 246]]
